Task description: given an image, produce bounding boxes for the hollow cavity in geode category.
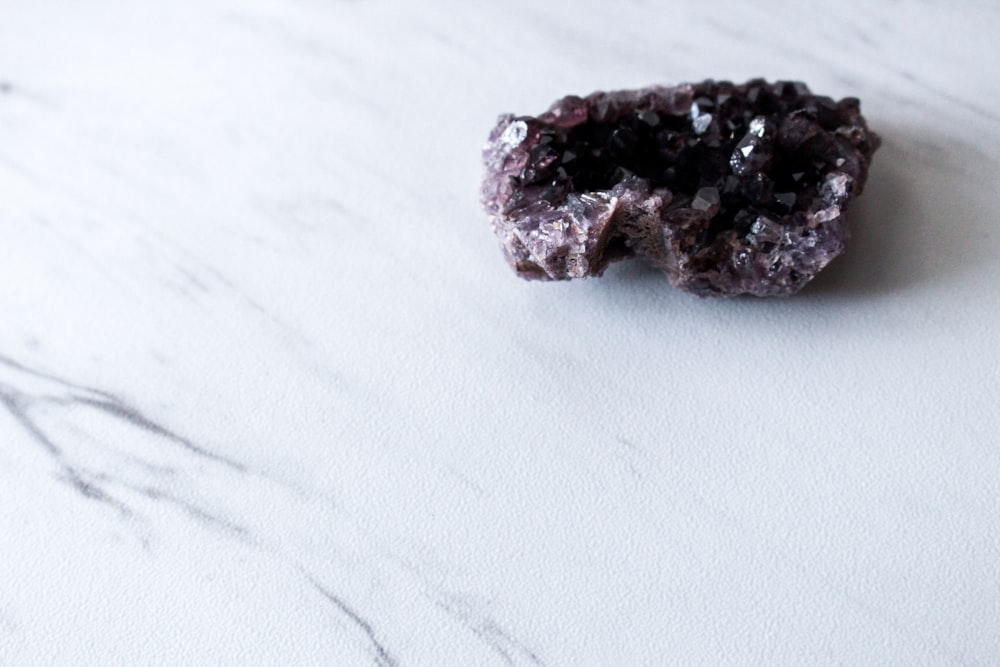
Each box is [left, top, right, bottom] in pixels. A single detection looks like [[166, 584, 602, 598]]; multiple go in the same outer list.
[[481, 79, 880, 296]]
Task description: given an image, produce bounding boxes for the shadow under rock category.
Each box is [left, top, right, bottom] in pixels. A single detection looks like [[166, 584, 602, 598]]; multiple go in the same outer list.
[[805, 122, 996, 300]]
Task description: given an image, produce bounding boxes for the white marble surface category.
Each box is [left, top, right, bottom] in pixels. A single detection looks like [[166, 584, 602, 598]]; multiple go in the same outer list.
[[2, 1, 999, 664]]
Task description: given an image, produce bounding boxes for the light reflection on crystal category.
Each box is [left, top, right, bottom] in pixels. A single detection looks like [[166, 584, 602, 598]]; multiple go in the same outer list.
[[500, 120, 528, 147]]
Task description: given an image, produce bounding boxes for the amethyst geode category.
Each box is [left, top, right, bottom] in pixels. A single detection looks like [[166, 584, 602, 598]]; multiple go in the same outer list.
[[481, 79, 880, 296]]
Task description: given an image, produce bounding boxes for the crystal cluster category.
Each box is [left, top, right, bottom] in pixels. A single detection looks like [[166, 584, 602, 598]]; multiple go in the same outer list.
[[481, 79, 880, 296]]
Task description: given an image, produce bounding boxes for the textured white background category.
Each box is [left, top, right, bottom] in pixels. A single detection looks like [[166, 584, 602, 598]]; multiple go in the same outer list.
[[1, 1, 999, 665]]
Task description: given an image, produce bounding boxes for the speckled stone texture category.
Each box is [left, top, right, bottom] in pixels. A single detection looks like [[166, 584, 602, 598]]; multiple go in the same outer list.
[[482, 79, 880, 296]]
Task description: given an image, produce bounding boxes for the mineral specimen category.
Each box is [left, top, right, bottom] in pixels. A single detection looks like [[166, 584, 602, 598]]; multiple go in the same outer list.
[[481, 79, 880, 296]]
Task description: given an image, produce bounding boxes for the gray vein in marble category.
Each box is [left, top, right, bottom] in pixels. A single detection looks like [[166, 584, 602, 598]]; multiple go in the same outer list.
[[0, 352, 256, 537], [306, 574, 399, 667], [382, 554, 543, 667], [434, 594, 544, 667], [0, 384, 133, 516], [122, 481, 253, 540], [70, 395, 246, 471], [0, 355, 245, 471], [0, 351, 537, 665]]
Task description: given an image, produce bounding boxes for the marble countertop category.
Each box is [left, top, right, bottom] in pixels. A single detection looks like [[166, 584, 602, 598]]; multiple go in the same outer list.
[[2, 1, 999, 664]]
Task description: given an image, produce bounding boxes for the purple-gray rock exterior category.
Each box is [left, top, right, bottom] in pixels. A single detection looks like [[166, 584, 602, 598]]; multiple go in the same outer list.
[[481, 79, 880, 296]]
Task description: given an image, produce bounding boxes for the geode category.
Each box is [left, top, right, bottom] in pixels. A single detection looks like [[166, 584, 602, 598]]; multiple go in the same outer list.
[[481, 79, 880, 296]]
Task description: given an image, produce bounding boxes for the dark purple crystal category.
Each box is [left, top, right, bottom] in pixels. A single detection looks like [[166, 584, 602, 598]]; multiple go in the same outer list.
[[481, 79, 880, 296]]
